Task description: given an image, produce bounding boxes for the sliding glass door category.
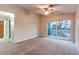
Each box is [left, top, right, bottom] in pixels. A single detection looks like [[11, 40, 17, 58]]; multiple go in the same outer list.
[[48, 20, 71, 39]]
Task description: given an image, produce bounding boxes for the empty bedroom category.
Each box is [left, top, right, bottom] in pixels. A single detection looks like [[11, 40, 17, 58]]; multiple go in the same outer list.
[[0, 4, 79, 55]]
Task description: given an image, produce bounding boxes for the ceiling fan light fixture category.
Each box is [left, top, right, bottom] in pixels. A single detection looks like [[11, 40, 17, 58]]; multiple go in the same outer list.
[[44, 11, 49, 15], [44, 8, 48, 10], [48, 4, 53, 8]]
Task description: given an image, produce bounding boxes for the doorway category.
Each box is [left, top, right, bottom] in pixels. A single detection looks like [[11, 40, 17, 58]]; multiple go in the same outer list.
[[0, 11, 14, 42], [0, 21, 4, 38]]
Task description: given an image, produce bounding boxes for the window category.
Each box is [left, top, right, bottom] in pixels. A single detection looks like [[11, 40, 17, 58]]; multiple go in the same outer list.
[[48, 20, 71, 39]]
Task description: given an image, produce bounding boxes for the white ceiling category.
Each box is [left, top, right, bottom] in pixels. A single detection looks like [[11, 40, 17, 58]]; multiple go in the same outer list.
[[17, 4, 78, 15]]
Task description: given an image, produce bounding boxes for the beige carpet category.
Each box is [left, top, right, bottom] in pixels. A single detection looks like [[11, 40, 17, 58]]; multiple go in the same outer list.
[[0, 37, 79, 55], [24, 37, 79, 55]]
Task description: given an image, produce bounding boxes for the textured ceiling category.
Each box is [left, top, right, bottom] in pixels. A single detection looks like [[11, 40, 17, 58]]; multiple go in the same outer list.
[[17, 4, 78, 15]]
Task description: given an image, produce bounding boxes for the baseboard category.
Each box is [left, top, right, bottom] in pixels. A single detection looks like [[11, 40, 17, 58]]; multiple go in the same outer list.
[[13, 36, 39, 43]]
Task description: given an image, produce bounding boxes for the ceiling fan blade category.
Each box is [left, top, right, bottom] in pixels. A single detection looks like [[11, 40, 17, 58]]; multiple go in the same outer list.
[[51, 10, 66, 14]]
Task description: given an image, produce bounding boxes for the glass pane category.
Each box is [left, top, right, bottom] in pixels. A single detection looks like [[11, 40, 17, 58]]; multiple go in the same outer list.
[[50, 22, 56, 30], [50, 30, 56, 36], [48, 20, 71, 38], [48, 22, 57, 36], [57, 30, 70, 38], [48, 22, 51, 35], [57, 20, 71, 30], [57, 21, 63, 30]]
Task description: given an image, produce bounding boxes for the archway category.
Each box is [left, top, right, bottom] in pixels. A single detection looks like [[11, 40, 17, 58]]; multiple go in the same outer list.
[[0, 11, 14, 42]]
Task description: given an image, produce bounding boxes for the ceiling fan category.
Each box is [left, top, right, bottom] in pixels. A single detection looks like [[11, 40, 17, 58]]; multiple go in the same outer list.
[[36, 4, 62, 15], [40, 4, 55, 15]]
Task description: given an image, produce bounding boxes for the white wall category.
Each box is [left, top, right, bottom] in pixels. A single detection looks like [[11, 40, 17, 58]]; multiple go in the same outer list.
[[75, 5, 79, 48], [40, 14, 75, 43], [0, 5, 40, 42]]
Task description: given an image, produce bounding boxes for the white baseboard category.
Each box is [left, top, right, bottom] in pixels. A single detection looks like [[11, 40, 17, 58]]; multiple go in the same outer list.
[[13, 36, 39, 43]]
